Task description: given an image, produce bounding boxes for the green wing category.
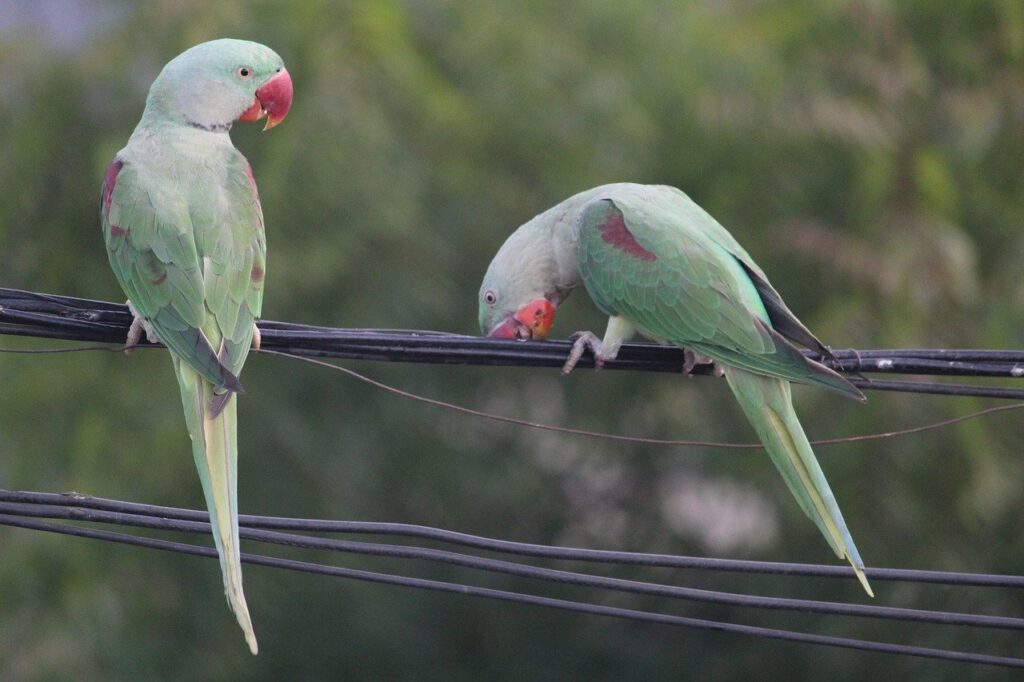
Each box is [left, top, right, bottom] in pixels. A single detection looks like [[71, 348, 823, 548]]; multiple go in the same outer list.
[[189, 157, 266, 379], [101, 154, 265, 390], [576, 191, 861, 400]]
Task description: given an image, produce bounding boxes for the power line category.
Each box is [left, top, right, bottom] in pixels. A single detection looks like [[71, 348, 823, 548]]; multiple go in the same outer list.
[[1, 493, 1021, 669], [3, 338, 1022, 450], [262, 349, 1024, 449], [2, 287, 1024, 399], [4, 287, 1024, 451], [4, 491, 1021, 588], [3, 497, 1021, 630]]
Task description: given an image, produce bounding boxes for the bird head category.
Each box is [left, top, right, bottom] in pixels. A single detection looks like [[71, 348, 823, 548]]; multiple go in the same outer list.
[[144, 38, 293, 132], [478, 225, 564, 341]]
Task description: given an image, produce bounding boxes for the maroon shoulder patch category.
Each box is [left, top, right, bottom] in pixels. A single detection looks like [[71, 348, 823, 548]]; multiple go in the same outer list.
[[598, 208, 657, 261], [102, 159, 123, 221]]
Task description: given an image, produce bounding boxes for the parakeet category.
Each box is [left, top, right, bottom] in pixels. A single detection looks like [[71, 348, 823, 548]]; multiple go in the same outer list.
[[479, 183, 872, 595], [100, 39, 293, 653]]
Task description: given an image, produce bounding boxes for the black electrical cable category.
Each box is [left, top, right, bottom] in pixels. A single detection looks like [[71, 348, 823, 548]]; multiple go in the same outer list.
[[2, 288, 1024, 400], [1, 514, 1020, 670], [1, 498, 1019, 632], [3, 490, 1019, 589]]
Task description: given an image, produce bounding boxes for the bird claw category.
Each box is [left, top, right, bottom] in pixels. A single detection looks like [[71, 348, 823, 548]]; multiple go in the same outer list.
[[124, 300, 160, 353], [251, 323, 262, 351], [683, 348, 723, 377], [562, 331, 606, 374]]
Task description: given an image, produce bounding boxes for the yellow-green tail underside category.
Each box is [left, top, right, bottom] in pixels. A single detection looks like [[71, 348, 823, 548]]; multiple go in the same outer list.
[[724, 366, 873, 597], [174, 356, 258, 654]]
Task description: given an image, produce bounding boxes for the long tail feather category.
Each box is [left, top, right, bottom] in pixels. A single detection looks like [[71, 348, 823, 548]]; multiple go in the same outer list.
[[723, 366, 873, 596], [174, 357, 258, 653]]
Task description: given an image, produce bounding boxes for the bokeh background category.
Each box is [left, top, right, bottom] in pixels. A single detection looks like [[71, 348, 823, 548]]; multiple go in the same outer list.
[[1, 0, 1023, 679]]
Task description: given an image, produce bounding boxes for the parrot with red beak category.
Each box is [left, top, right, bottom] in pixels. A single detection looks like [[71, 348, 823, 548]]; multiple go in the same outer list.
[[100, 39, 294, 653], [479, 183, 872, 595]]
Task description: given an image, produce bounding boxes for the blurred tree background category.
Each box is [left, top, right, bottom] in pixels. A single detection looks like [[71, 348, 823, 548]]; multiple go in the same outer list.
[[1, 0, 1023, 678]]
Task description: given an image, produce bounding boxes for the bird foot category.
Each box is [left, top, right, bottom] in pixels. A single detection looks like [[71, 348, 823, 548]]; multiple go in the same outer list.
[[251, 322, 262, 351], [562, 331, 606, 374], [124, 300, 160, 353], [683, 348, 724, 378]]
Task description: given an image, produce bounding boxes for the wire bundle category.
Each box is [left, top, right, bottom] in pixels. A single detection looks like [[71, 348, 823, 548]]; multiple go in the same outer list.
[[2, 287, 1024, 399], [0, 491, 1020, 669]]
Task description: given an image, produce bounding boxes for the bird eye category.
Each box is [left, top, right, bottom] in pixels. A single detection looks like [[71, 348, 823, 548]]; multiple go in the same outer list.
[[483, 290, 497, 305], [236, 66, 253, 80]]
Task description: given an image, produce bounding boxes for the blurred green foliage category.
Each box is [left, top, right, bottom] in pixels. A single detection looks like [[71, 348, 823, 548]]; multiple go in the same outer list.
[[1, 0, 1023, 679]]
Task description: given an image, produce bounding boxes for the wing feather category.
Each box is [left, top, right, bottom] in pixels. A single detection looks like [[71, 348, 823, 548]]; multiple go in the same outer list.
[[576, 191, 860, 400], [100, 153, 265, 389]]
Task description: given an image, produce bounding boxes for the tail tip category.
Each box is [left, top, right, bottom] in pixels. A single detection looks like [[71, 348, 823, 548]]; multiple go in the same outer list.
[[854, 566, 874, 597], [223, 571, 257, 653], [231, 598, 259, 654], [245, 630, 259, 655]]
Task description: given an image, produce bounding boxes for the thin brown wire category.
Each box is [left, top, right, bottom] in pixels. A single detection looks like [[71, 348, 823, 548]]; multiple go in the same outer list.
[[258, 349, 1024, 450]]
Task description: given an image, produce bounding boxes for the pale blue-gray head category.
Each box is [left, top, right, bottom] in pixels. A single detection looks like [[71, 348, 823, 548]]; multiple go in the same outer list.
[[478, 224, 560, 340], [142, 38, 293, 132]]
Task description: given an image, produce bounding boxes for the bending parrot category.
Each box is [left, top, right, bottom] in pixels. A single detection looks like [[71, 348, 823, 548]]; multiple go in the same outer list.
[[100, 39, 293, 653], [479, 183, 872, 595]]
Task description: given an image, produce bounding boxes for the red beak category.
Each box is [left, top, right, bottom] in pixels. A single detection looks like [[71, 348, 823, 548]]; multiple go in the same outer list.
[[238, 68, 293, 130], [488, 298, 557, 340]]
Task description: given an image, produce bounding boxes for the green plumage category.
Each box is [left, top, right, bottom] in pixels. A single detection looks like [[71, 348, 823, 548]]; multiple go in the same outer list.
[[103, 144, 265, 386], [480, 183, 872, 594], [576, 191, 859, 400], [100, 39, 288, 654]]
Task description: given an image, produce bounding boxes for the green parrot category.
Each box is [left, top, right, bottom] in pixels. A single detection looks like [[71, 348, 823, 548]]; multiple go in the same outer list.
[[100, 39, 293, 653], [479, 183, 872, 595]]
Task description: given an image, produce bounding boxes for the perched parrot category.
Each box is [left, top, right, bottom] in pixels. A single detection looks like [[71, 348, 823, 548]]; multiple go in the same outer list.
[[100, 39, 293, 653], [479, 183, 872, 595]]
